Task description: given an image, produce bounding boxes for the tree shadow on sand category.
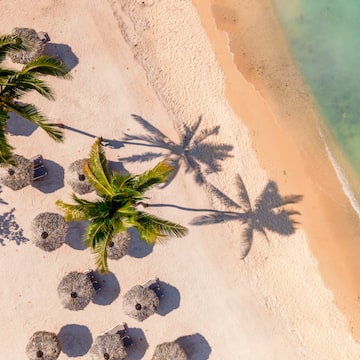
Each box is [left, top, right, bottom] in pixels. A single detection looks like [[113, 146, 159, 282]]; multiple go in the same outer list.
[[61, 124, 124, 149], [120, 114, 233, 187], [58, 324, 93, 357], [0, 208, 28, 246], [43, 43, 79, 71], [175, 333, 212, 360], [0, 185, 7, 205], [191, 175, 303, 258]]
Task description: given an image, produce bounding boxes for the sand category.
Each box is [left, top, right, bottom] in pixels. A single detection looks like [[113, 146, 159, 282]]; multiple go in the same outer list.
[[0, 0, 360, 359]]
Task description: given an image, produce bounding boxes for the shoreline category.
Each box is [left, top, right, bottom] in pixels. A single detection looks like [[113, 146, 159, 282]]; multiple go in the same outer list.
[[192, 0, 360, 341]]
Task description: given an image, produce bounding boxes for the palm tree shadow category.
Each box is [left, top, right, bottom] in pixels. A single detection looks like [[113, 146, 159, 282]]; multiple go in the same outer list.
[[191, 175, 303, 258], [120, 114, 233, 187], [175, 333, 212, 360], [43, 43, 79, 71], [57, 324, 93, 357], [0, 185, 7, 205], [0, 208, 28, 246]]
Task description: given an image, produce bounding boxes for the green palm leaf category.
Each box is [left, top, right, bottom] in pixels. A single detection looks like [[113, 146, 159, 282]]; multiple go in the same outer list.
[[5, 102, 63, 142], [22, 55, 71, 78], [1, 72, 54, 100], [0, 109, 14, 165], [85, 138, 113, 196], [0, 34, 26, 62], [133, 158, 174, 192], [135, 212, 188, 244]]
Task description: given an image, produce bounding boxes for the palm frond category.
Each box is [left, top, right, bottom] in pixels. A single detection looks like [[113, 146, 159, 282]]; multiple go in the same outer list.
[[85, 138, 114, 196], [0, 34, 26, 62], [281, 194, 304, 205], [0, 109, 15, 166], [1, 72, 54, 100], [135, 212, 188, 244], [193, 125, 220, 145], [55, 195, 98, 221], [22, 55, 71, 78], [181, 116, 202, 148], [133, 158, 174, 193], [5, 102, 63, 142]]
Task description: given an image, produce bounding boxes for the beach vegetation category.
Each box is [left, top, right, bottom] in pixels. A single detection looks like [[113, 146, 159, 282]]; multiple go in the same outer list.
[[0, 33, 70, 165], [56, 138, 188, 273]]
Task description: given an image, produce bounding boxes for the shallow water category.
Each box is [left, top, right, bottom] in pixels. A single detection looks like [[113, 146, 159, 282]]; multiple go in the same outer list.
[[272, 0, 360, 192]]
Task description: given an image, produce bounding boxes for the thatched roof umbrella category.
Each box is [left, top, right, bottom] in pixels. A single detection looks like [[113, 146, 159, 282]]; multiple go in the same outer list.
[[57, 271, 96, 311], [90, 334, 127, 360], [10, 27, 45, 64], [25, 331, 61, 360], [66, 159, 94, 195], [151, 341, 187, 360], [107, 232, 131, 260], [0, 154, 34, 190], [123, 284, 159, 322], [31, 212, 68, 251]]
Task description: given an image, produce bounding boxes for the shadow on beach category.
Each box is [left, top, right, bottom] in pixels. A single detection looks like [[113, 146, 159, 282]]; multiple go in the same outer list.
[[128, 227, 154, 258], [191, 176, 303, 258], [126, 327, 149, 360], [119, 114, 233, 187], [0, 208, 28, 246], [92, 271, 120, 306], [157, 281, 181, 316], [6, 112, 37, 137], [65, 221, 88, 250], [58, 324, 92, 357], [43, 43, 79, 71], [32, 159, 64, 193], [176, 333, 212, 360]]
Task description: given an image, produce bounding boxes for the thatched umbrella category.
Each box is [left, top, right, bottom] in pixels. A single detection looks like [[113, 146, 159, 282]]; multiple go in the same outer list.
[[123, 284, 159, 322], [107, 232, 131, 260], [10, 27, 45, 64], [57, 271, 96, 311], [0, 154, 34, 190], [25, 331, 61, 360], [31, 212, 68, 251], [90, 334, 127, 360], [151, 342, 187, 360], [66, 159, 94, 194]]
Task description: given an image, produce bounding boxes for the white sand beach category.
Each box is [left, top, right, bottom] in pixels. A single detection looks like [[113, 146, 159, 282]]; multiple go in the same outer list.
[[1, 0, 360, 359]]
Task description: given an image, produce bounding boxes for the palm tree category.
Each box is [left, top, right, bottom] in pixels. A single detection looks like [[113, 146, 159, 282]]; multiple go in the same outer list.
[[56, 138, 188, 273], [0, 33, 70, 165]]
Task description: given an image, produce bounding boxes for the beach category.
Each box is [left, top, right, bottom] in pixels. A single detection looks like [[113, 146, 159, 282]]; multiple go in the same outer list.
[[1, 0, 360, 358]]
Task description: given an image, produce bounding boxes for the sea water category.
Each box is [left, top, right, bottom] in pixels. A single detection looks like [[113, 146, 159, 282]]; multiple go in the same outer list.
[[272, 0, 360, 213]]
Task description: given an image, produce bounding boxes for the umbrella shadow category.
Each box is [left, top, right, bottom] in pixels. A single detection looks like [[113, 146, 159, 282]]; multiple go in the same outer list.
[[191, 176, 303, 259], [61, 125, 124, 149], [128, 227, 154, 258], [32, 159, 64, 193], [65, 221, 88, 250], [126, 327, 149, 360], [0, 208, 28, 246], [175, 333, 212, 360], [120, 114, 233, 187], [157, 281, 180, 316], [6, 112, 37, 136], [57, 324, 93, 357], [92, 271, 120, 306], [43, 43, 79, 71]]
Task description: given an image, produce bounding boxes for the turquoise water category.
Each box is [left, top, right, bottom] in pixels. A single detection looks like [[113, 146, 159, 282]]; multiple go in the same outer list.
[[272, 0, 360, 186]]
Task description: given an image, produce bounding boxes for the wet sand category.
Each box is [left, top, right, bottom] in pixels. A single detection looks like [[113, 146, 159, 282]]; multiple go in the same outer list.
[[192, 0, 360, 341]]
